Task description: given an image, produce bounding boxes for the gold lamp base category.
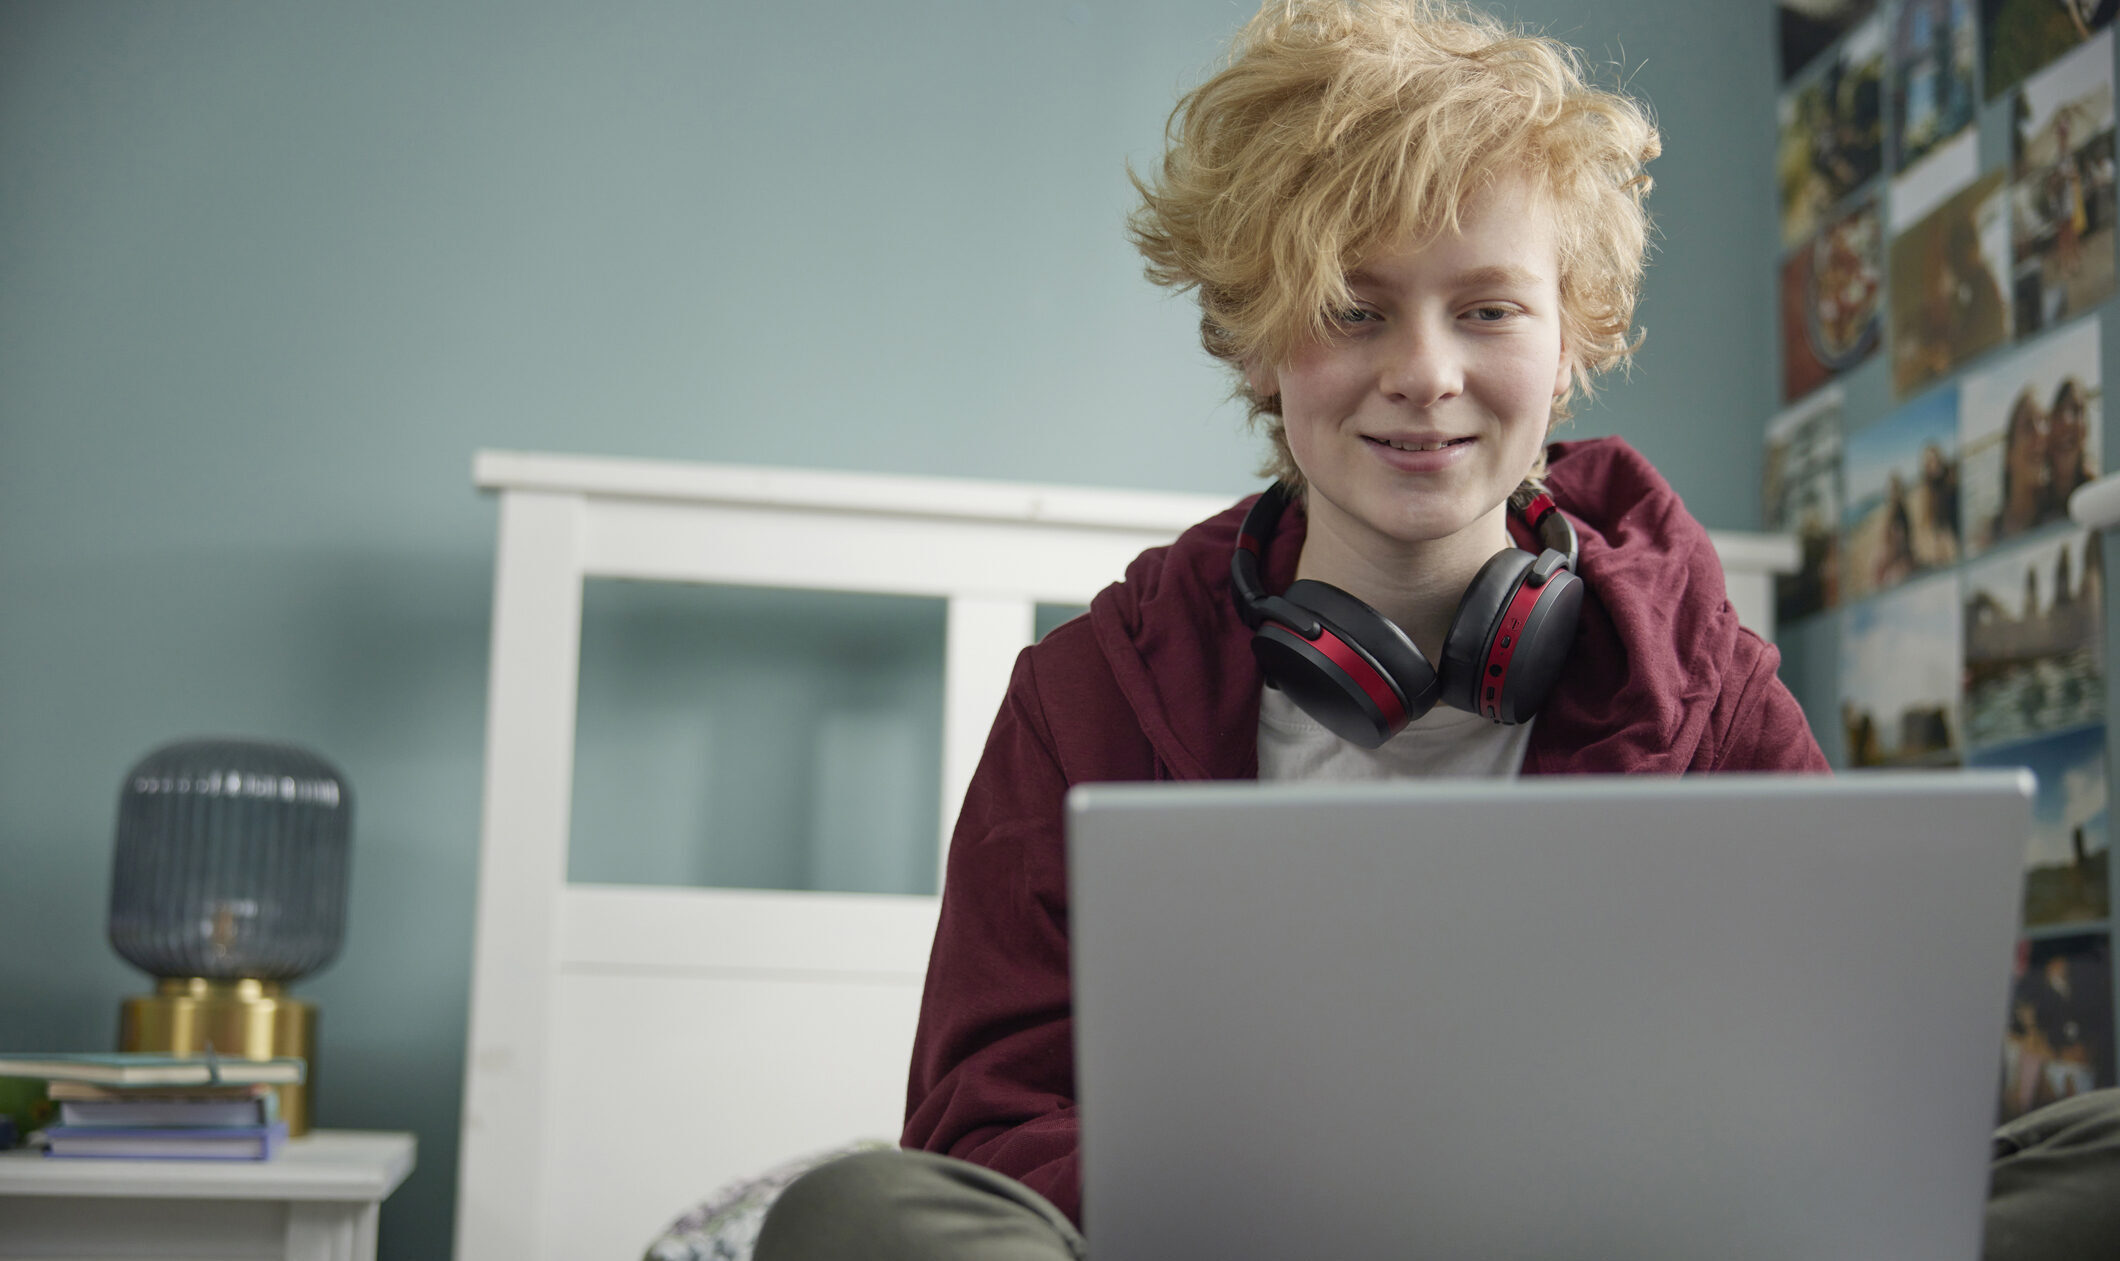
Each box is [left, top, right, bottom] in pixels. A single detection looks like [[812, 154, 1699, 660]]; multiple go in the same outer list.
[[118, 978, 315, 1137]]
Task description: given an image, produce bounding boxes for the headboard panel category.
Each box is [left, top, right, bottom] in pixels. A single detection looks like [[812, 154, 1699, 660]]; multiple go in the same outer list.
[[457, 450, 1796, 1260]]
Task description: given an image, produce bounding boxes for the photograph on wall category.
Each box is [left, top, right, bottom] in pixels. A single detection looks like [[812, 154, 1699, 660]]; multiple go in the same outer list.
[[1984, 0, 2118, 100], [1892, 0, 1979, 174], [2011, 30, 2117, 338], [1764, 388, 1846, 623], [1840, 573, 1963, 767], [1971, 724, 2111, 926], [1782, 0, 1880, 81], [1842, 387, 1963, 600], [1959, 316, 2103, 555], [1890, 171, 2012, 395], [1779, 14, 1887, 248], [1782, 198, 1884, 402], [1893, 129, 1981, 232], [1964, 531, 2107, 748], [2000, 930, 2115, 1123]]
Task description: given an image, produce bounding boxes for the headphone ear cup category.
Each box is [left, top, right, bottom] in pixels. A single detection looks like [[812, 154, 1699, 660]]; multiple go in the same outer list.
[[1438, 549, 1535, 715], [1252, 580, 1441, 748], [1491, 564, 1581, 724], [1438, 549, 1582, 724]]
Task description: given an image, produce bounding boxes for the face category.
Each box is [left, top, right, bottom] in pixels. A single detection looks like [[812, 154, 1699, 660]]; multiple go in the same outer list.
[[1247, 174, 1570, 565], [2052, 389, 2086, 457], [2008, 399, 2048, 473]]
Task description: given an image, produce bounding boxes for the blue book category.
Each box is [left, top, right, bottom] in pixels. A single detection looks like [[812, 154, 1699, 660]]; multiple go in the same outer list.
[[42, 1122, 287, 1161], [57, 1090, 279, 1129]]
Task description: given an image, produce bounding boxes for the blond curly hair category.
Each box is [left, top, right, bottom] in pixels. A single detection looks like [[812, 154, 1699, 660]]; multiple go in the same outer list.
[[1128, 0, 1661, 485]]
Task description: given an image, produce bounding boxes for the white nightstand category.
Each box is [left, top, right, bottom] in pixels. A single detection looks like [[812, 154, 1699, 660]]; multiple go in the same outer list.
[[0, 1129, 414, 1261]]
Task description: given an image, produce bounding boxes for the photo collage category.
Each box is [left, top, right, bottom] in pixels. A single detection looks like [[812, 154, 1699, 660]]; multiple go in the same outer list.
[[1770, 0, 2117, 1120]]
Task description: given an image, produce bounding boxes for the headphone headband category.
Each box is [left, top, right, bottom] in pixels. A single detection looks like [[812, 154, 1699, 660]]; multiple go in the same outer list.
[[1230, 482, 1295, 627], [1233, 482, 1579, 611], [1518, 490, 1579, 570], [1229, 479, 1584, 743]]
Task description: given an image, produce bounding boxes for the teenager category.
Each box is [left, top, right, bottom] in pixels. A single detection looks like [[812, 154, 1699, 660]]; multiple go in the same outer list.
[[754, 3, 2117, 1257]]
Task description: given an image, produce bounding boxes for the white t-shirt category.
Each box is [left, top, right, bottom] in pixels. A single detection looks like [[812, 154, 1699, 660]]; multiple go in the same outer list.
[[1257, 684, 1534, 781]]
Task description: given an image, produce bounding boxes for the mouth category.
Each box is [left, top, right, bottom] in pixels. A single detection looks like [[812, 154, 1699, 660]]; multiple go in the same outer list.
[[1367, 436, 1472, 452]]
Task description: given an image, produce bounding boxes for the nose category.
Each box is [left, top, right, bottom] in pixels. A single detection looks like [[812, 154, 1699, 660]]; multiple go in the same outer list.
[[1376, 317, 1463, 407]]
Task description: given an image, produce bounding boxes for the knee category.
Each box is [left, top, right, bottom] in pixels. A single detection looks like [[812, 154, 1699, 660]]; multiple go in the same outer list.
[[769, 1148, 912, 1216], [754, 1150, 922, 1261], [1985, 1089, 2120, 1261]]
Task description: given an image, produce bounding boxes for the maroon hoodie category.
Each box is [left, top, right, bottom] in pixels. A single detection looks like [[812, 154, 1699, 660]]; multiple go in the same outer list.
[[900, 437, 1829, 1224]]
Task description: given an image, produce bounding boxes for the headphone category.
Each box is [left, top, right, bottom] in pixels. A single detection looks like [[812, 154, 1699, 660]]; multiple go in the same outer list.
[[1230, 482, 1583, 747]]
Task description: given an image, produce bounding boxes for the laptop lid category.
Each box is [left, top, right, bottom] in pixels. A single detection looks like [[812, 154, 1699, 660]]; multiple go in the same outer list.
[[1068, 772, 2031, 1261]]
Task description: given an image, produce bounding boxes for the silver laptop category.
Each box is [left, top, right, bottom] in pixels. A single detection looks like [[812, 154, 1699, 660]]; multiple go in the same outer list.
[[1068, 773, 2032, 1261]]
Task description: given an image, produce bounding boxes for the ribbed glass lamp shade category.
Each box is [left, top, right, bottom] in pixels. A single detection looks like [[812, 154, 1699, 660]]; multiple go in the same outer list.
[[108, 738, 352, 981]]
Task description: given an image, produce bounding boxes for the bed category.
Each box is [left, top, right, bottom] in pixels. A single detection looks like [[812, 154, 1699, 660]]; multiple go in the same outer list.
[[454, 449, 1797, 1261]]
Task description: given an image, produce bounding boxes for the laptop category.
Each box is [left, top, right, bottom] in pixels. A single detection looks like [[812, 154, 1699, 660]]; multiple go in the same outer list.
[[1067, 772, 2032, 1261]]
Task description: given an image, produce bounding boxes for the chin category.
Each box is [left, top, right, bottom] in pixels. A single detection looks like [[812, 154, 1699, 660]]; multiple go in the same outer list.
[[1366, 509, 1480, 547]]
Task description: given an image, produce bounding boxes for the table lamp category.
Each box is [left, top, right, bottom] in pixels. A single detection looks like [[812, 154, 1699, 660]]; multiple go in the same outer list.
[[108, 738, 352, 1136]]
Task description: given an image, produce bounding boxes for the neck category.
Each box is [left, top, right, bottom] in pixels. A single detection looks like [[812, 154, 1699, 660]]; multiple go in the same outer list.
[[1293, 497, 1514, 664]]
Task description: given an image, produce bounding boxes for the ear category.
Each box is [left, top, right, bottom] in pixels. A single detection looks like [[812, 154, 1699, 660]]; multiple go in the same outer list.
[[1552, 340, 1573, 399], [1244, 357, 1279, 399]]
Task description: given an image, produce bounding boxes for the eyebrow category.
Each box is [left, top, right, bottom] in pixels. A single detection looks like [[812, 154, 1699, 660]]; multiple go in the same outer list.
[[1347, 264, 1548, 291], [1449, 264, 1547, 289]]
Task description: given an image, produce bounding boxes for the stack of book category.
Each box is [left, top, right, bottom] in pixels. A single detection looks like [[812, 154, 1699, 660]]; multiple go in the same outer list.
[[0, 1052, 303, 1161]]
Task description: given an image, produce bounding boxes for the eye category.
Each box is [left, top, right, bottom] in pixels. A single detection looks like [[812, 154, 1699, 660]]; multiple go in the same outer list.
[[1332, 305, 1380, 327], [1465, 304, 1516, 323]]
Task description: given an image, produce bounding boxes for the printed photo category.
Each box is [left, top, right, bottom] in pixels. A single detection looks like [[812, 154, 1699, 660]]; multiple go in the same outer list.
[[1843, 387, 1963, 600], [1840, 573, 1962, 767], [1960, 317, 2103, 555], [1782, 198, 1884, 401], [1972, 724, 2111, 926], [1764, 388, 1845, 623], [1894, 128, 1980, 231], [1984, 0, 2119, 100], [2000, 930, 2115, 1122], [1782, 0, 1881, 81], [1891, 171, 2012, 395], [1893, 0, 1979, 173], [2011, 31, 2118, 337], [1779, 15, 1887, 247], [1964, 531, 2106, 749]]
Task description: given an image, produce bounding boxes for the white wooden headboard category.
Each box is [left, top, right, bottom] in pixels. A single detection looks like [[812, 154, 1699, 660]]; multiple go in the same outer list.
[[455, 449, 1797, 1261]]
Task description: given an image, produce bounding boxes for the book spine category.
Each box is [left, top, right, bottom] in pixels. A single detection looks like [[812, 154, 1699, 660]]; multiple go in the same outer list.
[[41, 1122, 289, 1161], [0, 1054, 306, 1086], [43, 1124, 284, 1139], [57, 1096, 276, 1128]]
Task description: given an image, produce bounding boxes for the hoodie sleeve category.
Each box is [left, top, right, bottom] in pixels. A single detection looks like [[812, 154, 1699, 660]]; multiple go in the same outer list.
[[1702, 627, 1831, 773], [899, 641, 1104, 1226]]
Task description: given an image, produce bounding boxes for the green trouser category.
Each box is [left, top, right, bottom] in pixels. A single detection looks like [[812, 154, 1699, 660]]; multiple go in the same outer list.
[[1983, 1088, 2120, 1259], [755, 1148, 1086, 1260], [754, 1090, 2120, 1261]]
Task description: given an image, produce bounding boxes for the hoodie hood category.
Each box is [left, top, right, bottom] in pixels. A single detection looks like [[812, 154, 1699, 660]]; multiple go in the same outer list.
[[1086, 436, 1753, 778]]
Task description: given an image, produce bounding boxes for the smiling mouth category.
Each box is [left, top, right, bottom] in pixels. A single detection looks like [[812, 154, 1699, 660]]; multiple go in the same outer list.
[[1369, 436, 1471, 452]]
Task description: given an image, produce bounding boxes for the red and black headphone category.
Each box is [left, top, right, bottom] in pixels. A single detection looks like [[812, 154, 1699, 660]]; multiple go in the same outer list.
[[1230, 482, 1583, 747]]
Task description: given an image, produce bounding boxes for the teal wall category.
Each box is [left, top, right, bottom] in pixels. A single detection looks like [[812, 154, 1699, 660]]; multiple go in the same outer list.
[[0, 2, 1780, 1256]]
